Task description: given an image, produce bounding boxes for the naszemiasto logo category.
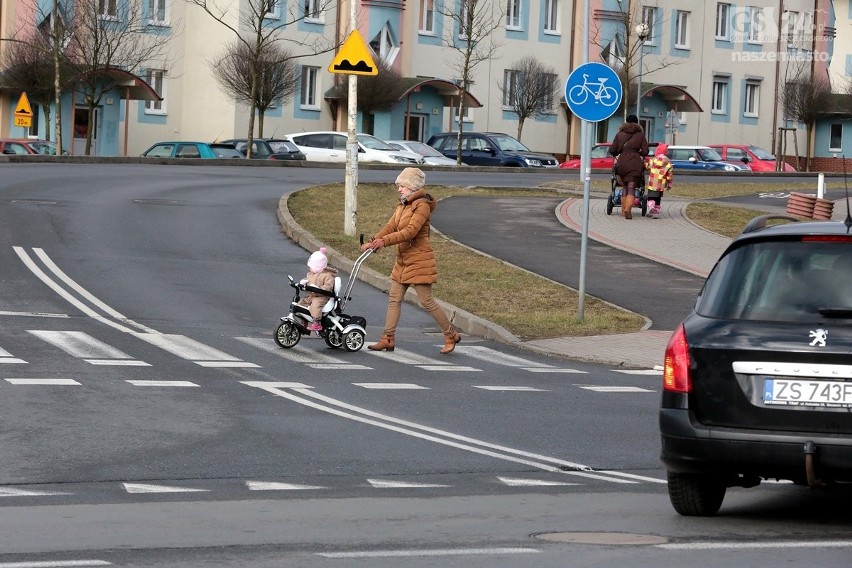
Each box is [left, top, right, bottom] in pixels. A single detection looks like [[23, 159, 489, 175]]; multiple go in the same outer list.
[[726, 7, 829, 45]]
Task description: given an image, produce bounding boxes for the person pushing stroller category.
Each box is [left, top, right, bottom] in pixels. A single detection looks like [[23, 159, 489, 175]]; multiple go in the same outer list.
[[609, 114, 649, 220]]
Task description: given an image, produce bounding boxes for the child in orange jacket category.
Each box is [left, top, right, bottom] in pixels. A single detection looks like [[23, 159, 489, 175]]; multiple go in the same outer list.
[[645, 143, 673, 219]]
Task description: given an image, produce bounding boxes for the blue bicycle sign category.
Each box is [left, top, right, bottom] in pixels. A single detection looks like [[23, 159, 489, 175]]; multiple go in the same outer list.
[[565, 62, 622, 122]]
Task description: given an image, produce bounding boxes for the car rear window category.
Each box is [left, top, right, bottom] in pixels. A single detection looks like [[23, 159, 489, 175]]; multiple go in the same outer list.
[[696, 239, 852, 321]]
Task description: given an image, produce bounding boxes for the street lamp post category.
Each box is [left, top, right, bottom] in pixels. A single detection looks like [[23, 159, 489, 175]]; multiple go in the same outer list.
[[634, 22, 649, 119]]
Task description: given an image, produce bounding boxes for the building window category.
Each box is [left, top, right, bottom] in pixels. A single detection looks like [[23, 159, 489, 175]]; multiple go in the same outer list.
[[304, 0, 322, 21], [459, 0, 469, 39], [641, 6, 656, 45], [712, 80, 728, 114], [503, 70, 519, 107], [455, 105, 474, 123], [99, 0, 117, 18], [264, 0, 281, 19], [419, 0, 435, 34], [748, 7, 763, 43], [715, 3, 730, 40], [148, 0, 167, 24], [829, 124, 842, 152], [744, 82, 759, 117], [145, 69, 166, 114], [506, 0, 521, 29], [602, 35, 625, 70], [544, 0, 558, 33], [784, 10, 798, 48], [539, 73, 556, 111], [370, 25, 399, 65], [300, 66, 319, 109], [674, 10, 689, 48]]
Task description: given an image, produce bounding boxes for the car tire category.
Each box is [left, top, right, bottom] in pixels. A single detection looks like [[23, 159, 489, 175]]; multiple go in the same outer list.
[[666, 471, 726, 517]]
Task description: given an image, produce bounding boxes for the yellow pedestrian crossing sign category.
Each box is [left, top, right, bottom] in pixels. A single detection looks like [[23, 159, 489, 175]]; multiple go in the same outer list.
[[328, 30, 378, 76], [14, 92, 33, 128]]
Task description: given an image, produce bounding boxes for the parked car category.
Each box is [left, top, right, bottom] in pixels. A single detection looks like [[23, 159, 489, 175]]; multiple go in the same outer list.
[[284, 132, 422, 164], [660, 213, 852, 516], [263, 139, 307, 161], [141, 141, 230, 159], [385, 140, 460, 166], [665, 145, 751, 172], [427, 132, 559, 168], [0, 138, 68, 156], [209, 143, 245, 159], [709, 144, 797, 172], [559, 142, 659, 169]]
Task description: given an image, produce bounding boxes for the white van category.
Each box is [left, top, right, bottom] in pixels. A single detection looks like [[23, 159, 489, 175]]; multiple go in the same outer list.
[[284, 132, 423, 165]]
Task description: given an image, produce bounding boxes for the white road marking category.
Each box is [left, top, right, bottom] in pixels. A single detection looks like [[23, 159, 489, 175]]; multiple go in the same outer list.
[[5, 378, 80, 385], [354, 383, 429, 389], [0, 346, 26, 364], [418, 365, 481, 371], [133, 333, 257, 367], [578, 386, 655, 393], [596, 470, 667, 484], [453, 345, 554, 368], [658, 540, 852, 550], [122, 483, 208, 494], [236, 337, 370, 369], [0, 310, 69, 318], [367, 348, 452, 366], [474, 386, 547, 392], [85, 359, 150, 366], [318, 548, 539, 558], [126, 380, 199, 387], [246, 481, 326, 491], [367, 479, 450, 488], [241, 382, 638, 484], [28, 330, 135, 360], [613, 369, 663, 375], [195, 361, 260, 368], [498, 477, 579, 487], [0, 561, 111, 567], [0, 487, 72, 497], [523, 367, 585, 373]]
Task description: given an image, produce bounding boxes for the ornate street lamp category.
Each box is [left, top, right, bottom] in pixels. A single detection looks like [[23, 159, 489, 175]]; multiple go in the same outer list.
[[634, 22, 650, 119]]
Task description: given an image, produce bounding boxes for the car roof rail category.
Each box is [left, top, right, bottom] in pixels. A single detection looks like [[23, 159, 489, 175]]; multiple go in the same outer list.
[[740, 214, 801, 235]]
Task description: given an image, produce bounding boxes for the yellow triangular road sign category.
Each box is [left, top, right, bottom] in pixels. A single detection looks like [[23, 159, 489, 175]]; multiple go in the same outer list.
[[328, 30, 378, 76], [15, 92, 33, 116]]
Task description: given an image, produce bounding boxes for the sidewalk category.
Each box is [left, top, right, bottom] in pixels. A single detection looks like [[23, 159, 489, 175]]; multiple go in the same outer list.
[[521, 196, 730, 369]]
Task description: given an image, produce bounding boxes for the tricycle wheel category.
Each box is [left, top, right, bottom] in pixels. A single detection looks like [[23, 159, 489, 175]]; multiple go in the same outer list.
[[343, 329, 365, 352], [274, 321, 300, 348], [324, 328, 344, 348]]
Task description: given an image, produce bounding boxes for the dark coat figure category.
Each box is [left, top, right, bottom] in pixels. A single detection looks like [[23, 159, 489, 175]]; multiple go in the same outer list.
[[609, 115, 649, 219]]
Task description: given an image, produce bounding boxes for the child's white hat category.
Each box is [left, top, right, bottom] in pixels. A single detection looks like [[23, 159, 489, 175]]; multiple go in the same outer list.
[[308, 247, 328, 273]]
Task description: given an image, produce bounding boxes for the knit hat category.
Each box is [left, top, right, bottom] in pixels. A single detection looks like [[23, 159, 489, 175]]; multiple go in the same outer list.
[[626, 114, 639, 124], [655, 143, 669, 156], [395, 167, 426, 191], [307, 247, 328, 273]]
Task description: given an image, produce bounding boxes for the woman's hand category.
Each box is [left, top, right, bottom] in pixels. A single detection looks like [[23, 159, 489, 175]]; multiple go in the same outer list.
[[360, 238, 385, 252]]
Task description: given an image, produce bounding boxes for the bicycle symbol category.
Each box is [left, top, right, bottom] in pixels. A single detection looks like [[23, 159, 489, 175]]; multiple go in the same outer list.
[[568, 74, 619, 107]]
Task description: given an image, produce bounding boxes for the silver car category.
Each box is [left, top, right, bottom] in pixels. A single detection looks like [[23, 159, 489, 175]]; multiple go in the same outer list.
[[386, 140, 461, 166]]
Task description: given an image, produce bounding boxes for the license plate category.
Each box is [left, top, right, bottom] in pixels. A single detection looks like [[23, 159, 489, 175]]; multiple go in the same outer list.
[[764, 379, 852, 408]]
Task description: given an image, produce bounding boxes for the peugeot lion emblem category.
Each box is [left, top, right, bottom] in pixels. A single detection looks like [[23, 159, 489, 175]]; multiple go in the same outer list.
[[809, 329, 828, 347]]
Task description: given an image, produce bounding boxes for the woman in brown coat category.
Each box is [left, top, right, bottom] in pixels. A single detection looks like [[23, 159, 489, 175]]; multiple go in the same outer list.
[[609, 114, 649, 219], [359, 167, 461, 354]]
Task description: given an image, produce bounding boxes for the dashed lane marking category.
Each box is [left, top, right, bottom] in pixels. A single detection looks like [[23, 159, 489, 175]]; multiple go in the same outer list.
[[353, 383, 430, 389], [367, 479, 451, 489], [125, 380, 199, 387], [578, 386, 656, 393], [122, 483, 208, 494], [5, 378, 80, 385], [246, 481, 327, 491], [474, 386, 547, 392]]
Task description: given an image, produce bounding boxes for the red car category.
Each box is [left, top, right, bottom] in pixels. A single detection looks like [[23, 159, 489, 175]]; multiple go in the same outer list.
[[709, 144, 797, 172], [0, 138, 67, 155], [560, 142, 659, 169]]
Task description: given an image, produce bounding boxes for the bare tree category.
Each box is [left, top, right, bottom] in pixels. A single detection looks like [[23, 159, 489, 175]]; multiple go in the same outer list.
[[61, 0, 175, 154], [436, 0, 503, 165], [331, 59, 405, 135], [498, 55, 559, 141], [0, 30, 74, 145], [780, 72, 833, 171], [591, 5, 680, 122], [188, 0, 337, 156], [211, 40, 298, 137]]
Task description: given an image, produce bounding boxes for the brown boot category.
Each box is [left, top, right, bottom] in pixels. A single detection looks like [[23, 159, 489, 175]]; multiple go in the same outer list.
[[623, 194, 634, 219], [368, 334, 395, 351], [440, 331, 462, 354]]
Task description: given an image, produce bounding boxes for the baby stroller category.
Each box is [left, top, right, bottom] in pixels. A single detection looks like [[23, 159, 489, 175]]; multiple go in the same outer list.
[[274, 248, 373, 352], [606, 161, 648, 217]]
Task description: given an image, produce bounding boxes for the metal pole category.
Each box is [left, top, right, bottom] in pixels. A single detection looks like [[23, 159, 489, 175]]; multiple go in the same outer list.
[[635, 37, 644, 119], [343, 1, 359, 237], [577, 0, 591, 319]]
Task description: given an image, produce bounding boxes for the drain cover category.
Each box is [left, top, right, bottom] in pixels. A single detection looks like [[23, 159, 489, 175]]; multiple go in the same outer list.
[[534, 532, 668, 545]]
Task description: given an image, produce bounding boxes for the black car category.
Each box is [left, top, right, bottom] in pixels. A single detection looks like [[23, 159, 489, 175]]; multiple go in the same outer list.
[[660, 213, 852, 516], [426, 132, 558, 168], [219, 138, 305, 161]]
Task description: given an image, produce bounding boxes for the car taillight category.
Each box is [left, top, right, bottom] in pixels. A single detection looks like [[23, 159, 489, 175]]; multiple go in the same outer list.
[[801, 236, 852, 243], [663, 324, 692, 393]]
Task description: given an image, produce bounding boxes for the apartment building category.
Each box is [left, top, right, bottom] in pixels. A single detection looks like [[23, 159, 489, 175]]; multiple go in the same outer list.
[[0, 0, 838, 161]]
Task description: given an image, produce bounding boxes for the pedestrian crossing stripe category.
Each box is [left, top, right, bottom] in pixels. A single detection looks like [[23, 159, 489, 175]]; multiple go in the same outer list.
[[578, 386, 655, 393], [367, 479, 450, 488], [5, 378, 80, 385], [497, 477, 579, 487], [125, 380, 199, 387], [123, 483, 208, 494], [474, 386, 547, 392], [246, 481, 326, 491], [354, 383, 430, 389]]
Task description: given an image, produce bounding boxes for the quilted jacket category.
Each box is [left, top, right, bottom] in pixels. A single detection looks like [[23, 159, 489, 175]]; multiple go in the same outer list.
[[374, 189, 438, 284]]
